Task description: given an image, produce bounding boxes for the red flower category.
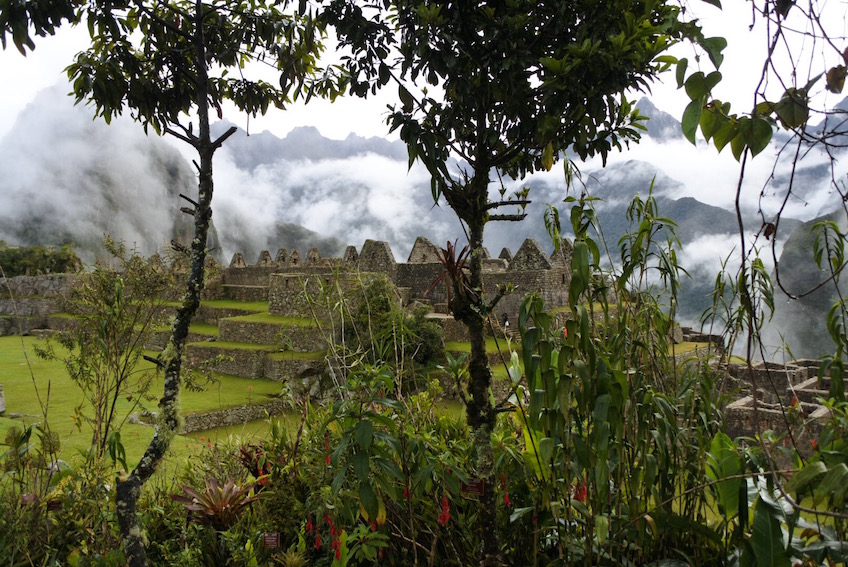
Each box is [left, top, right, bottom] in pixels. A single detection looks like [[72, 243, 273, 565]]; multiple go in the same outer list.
[[403, 486, 410, 500], [370, 521, 377, 531], [325, 453, 332, 465], [574, 482, 587, 503], [504, 491, 512, 507], [306, 517, 313, 533], [438, 494, 451, 526], [811, 438, 819, 451], [315, 533, 322, 549]]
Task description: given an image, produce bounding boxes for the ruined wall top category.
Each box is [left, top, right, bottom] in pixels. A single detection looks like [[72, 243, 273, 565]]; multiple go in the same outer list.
[[509, 239, 552, 271], [358, 239, 397, 273], [223, 237, 564, 275], [407, 237, 441, 264]]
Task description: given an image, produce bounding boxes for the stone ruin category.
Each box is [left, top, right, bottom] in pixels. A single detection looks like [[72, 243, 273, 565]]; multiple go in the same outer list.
[[716, 358, 844, 456], [204, 235, 574, 326]]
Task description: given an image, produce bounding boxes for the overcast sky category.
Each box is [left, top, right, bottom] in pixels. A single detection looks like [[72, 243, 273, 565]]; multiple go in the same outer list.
[[0, 1, 806, 142]]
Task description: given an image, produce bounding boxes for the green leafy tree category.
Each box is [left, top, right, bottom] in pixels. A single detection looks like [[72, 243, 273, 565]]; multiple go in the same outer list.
[[1, 1, 340, 563], [326, 1, 704, 561], [35, 240, 171, 461]]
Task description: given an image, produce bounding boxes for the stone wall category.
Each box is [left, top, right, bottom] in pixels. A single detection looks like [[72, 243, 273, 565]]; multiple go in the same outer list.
[[180, 399, 286, 434], [0, 274, 78, 336], [221, 285, 268, 302], [218, 318, 325, 351], [396, 263, 449, 303], [0, 274, 78, 298], [187, 344, 273, 378], [261, 237, 571, 325], [725, 361, 810, 403], [265, 356, 324, 382]]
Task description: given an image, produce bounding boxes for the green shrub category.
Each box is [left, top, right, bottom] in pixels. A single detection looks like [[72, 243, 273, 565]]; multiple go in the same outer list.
[[0, 241, 81, 277]]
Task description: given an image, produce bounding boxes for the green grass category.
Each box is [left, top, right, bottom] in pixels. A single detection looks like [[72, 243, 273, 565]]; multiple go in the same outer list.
[[227, 312, 315, 326], [200, 299, 269, 312], [190, 322, 219, 336], [186, 339, 278, 351], [267, 350, 326, 361], [0, 336, 285, 469], [445, 337, 513, 353], [48, 312, 80, 320]]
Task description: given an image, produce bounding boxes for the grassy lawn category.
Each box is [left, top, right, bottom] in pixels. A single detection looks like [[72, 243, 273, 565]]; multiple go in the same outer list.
[[190, 322, 219, 336], [444, 337, 514, 353], [187, 339, 278, 351], [267, 350, 325, 361], [200, 299, 269, 312], [227, 312, 315, 326], [0, 336, 286, 469]]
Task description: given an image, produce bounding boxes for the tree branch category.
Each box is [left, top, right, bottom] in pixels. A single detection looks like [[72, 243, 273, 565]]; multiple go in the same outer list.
[[212, 126, 238, 150]]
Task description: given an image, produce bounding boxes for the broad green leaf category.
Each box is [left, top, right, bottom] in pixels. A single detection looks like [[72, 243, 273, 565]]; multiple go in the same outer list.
[[774, 89, 809, 128], [731, 130, 746, 161], [541, 142, 554, 171], [699, 103, 725, 141], [785, 460, 826, 495], [703, 36, 727, 69], [353, 420, 374, 450], [706, 432, 741, 520], [570, 241, 590, 302], [814, 463, 848, 506], [750, 496, 791, 567], [713, 120, 738, 152], [359, 483, 378, 520], [509, 506, 534, 523], [539, 436, 555, 464], [595, 514, 609, 545], [684, 70, 722, 101], [682, 99, 702, 144], [740, 115, 773, 157], [676, 58, 688, 88], [353, 450, 370, 482]]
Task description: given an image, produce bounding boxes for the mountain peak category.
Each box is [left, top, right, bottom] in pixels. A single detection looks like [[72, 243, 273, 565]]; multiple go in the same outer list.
[[635, 97, 683, 142]]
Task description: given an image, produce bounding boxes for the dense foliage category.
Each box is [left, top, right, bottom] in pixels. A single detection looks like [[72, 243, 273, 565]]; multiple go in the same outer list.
[[0, 241, 81, 278]]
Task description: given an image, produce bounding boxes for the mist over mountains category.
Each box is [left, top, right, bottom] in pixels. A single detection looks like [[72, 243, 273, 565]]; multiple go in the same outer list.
[[2, 85, 847, 349]]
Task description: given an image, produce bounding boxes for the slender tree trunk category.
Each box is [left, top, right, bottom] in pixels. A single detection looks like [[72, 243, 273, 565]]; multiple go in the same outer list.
[[448, 177, 502, 566], [115, 4, 223, 564]]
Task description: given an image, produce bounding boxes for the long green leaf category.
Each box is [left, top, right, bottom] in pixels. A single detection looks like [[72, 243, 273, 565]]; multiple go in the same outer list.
[[750, 496, 791, 567]]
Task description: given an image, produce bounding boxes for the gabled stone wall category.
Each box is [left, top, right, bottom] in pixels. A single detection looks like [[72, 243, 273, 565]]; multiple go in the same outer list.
[[258, 237, 573, 324]]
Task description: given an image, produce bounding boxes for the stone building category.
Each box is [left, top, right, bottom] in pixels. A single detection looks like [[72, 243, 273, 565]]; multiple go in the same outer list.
[[210, 236, 573, 326]]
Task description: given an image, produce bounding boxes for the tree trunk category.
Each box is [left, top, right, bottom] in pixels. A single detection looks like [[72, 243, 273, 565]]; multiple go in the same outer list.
[[448, 182, 502, 566], [116, 5, 221, 564]]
